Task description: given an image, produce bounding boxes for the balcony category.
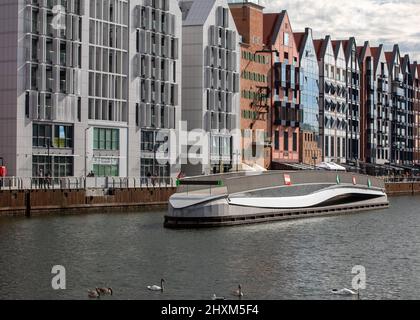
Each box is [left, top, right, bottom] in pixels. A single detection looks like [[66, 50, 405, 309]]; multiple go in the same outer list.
[[392, 85, 405, 97]]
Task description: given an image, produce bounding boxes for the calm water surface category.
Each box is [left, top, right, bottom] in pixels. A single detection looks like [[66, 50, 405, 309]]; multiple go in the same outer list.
[[1, 196, 420, 300]]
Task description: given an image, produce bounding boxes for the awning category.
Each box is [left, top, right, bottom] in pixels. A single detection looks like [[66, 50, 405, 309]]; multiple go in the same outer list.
[[317, 162, 346, 171]]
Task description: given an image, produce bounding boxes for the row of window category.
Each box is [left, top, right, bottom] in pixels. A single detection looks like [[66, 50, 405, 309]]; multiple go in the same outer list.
[[93, 128, 120, 151], [242, 51, 267, 64], [93, 164, 119, 177], [241, 71, 266, 83], [242, 110, 261, 121], [33, 123, 73, 148], [32, 155, 73, 178], [274, 131, 298, 152], [241, 90, 267, 101]]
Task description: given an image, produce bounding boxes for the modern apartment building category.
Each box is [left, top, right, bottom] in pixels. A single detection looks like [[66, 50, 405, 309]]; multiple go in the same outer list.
[[0, 0, 182, 179], [386, 45, 413, 165], [294, 28, 321, 166], [179, 0, 241, 176], [134, 0, 182, 179], [411, 62, 420, 164], [315, 36, 347, 164], [264, 11, 301, 167], [340, 38, 361, 162], [229, 0, 271, 170]]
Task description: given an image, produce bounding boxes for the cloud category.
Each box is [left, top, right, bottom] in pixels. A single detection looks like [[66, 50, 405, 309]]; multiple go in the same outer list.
[[260, 0, 420, 61]]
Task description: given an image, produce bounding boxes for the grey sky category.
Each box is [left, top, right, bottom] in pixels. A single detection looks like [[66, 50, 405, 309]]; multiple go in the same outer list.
[[261, 0, 420, 62]]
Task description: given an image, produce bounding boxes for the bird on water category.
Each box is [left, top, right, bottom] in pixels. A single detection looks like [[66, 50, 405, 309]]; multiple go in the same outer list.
[[232, 284, 244, 298], [148, 279, 165, 292]]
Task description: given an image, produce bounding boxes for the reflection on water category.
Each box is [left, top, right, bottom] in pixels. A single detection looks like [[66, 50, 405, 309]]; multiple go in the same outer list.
[[1, 196, 420, 300]]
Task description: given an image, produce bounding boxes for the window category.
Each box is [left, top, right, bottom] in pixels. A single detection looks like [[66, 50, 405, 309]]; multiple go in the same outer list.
[[54, 125, 73, 148], [275, 131, 280, 150], [33, 124, 52, 148], [93, 164, 119, 177], [93, 128, 119, 151], [32, 156, 73, 177], [284, 131, 289, 151], [284, 33, 289, 46], [292, 133, 297, 152]]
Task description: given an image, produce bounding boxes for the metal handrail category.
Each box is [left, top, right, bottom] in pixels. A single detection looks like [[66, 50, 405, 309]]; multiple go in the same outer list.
[[0, 176, 175, 190]]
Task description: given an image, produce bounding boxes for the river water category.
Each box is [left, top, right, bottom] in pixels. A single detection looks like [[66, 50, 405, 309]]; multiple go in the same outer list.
[[0, 196, 419, 300]]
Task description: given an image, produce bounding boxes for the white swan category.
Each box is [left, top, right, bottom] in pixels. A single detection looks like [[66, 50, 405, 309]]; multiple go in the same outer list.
[[148, 279, 165, 292], [232, 285, 244, 297], [88, 288, 100, 299], [212, 294, 226, 301], [331, 288, 359, 296]]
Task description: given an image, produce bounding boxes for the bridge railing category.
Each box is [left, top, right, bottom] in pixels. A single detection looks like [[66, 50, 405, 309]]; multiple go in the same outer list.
[[383, 177, 420, 183], [0, 176, 175, 190]]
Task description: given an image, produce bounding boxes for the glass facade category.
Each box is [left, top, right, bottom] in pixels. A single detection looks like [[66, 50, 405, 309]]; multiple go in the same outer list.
[[300, 38, 320, 135]]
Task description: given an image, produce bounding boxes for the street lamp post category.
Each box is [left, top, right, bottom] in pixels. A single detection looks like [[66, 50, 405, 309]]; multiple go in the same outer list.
[[84, 127, 90, 178]]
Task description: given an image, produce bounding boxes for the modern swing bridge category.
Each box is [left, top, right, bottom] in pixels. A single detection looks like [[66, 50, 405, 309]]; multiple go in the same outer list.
[[165, 171, 390, 228]]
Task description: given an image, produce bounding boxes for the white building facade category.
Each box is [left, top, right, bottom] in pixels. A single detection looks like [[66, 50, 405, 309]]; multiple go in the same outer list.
[[318, 36, 347, 164], [0, 0, 182, 179], [179, 0, 240, 176]]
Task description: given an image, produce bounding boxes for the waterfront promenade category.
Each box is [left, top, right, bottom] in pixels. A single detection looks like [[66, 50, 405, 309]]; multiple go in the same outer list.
[[0, 174, 419, 216]]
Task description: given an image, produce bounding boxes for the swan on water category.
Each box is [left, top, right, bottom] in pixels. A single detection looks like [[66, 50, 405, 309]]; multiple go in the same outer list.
[[232, 285, 244, 297], [212, 294, 226, 301], [331, 288, 359, 296], [148, 279, 165, 292]]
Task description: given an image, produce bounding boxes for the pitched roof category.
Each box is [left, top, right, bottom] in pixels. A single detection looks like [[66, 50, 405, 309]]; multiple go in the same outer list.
[[263, 11, 287, 46], [293, 32, 305, 51], [370, 46, 379, 59], [385, 51, 394, 65], [313, 39, 324, 57]]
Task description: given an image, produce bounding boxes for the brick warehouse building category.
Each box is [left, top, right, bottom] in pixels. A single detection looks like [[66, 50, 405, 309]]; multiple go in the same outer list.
[[264, 11, 301, 168], [229, 0, 271, 170]]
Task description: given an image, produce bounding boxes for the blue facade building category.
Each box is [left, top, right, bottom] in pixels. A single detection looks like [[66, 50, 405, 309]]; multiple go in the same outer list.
[[294, 28, 322, 164]]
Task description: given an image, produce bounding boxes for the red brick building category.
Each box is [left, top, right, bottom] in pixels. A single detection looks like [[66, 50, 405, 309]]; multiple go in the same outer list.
[[229, 1, 271, 169], [263, 11, 301, 167], [411, 62, 420, 164]]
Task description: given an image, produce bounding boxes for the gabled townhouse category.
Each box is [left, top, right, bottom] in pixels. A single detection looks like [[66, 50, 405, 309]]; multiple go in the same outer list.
[[294, 28, 322, 166], [386, 45, 413, 165], [315, 36, 347, 164], [410, 62, 420, 165], [263, 11, 301, 168], [339, 37, 361, 162]]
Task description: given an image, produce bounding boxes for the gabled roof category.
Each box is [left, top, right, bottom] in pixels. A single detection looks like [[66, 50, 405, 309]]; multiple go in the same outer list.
[[370, 45, 382, 73], [313, 39, 324, 58], [293, 32, 305, 52], [385, 44, 401, 69], [358, 41, 370, 63], [331, 40, 343, 60], [263, 11, 287, 46], [410, 62, 419, 80], [181, 0, 216, 26]]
